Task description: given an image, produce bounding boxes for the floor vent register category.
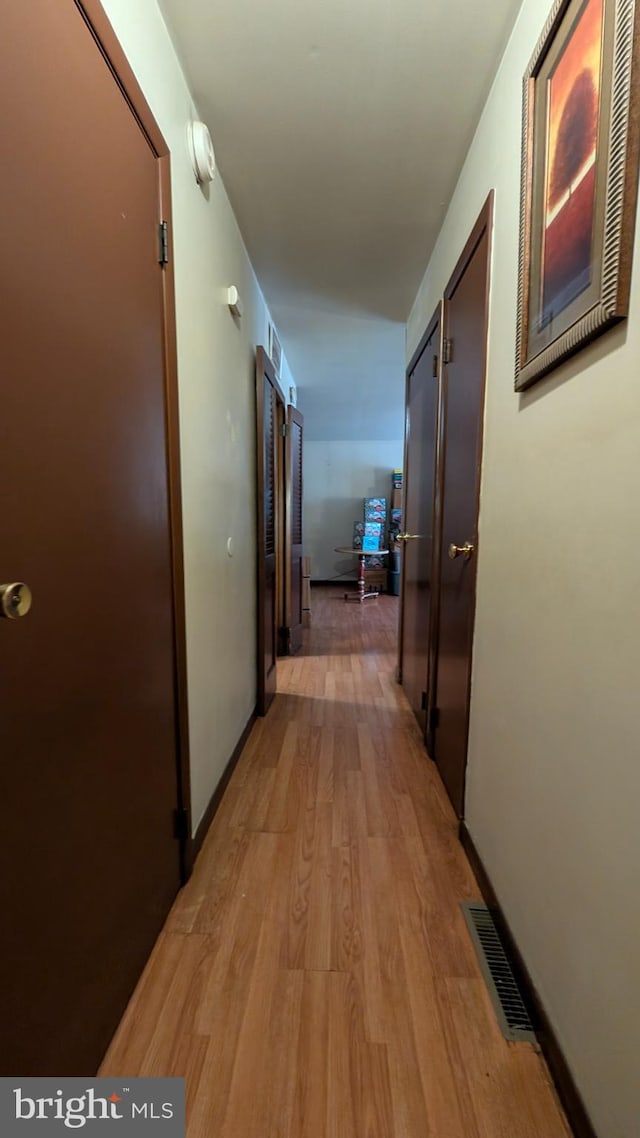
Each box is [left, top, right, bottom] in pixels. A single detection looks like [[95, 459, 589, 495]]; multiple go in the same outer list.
[[461, 901, 537, 1043]]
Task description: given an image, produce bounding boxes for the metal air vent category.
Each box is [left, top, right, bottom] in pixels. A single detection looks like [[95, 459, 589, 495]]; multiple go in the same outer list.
[[461, 901, 536, 1042]]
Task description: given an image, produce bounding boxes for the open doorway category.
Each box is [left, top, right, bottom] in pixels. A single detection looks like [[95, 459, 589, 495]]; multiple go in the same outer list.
[[301, 344, 406, 605]]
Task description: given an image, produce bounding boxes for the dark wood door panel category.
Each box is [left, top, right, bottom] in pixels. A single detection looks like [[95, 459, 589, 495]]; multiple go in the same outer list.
[[434, 213, 491, 818], [400, 311, 441, 735], [0, 0, 182, 1074]]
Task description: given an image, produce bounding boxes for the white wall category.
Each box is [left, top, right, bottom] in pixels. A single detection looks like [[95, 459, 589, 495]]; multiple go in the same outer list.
[[304, 441, 403, 580], [101, 0, 295, 834], [408, 3, 640, 1136], [284, 312, 406, 442]]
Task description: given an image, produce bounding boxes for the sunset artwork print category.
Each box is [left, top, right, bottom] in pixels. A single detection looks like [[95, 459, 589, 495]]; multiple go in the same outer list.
[[540, 0, 604, 326], [516, 0, 640, 390]]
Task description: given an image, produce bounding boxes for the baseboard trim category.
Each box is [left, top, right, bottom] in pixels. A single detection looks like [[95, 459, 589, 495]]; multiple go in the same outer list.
[[312, 578, 357, 586], [187, 708, 257, 873], [459, 823, 597, 1138]]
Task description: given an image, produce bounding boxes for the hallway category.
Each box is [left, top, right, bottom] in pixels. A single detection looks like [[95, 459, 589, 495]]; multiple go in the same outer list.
[[101, 588, 572, 1137]]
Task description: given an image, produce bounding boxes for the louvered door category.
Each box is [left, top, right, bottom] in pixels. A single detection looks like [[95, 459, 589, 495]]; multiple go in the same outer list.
[[285, 406, 305, 654], [256, 348, 285, 714]]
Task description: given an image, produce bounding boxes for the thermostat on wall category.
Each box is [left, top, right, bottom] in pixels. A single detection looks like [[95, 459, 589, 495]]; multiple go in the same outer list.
[[187, 120, 216, 185]]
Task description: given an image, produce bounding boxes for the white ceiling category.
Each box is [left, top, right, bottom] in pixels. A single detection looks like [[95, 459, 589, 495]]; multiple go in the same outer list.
[[160, 0, 522, 440]]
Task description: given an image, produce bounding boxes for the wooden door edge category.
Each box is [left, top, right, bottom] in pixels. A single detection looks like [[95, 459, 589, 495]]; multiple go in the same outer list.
[[426, 309, 447, 758], [255, 349, 268, 713], [434, 190, 495, 806], [397, 301, 443, 710], [75, 0, 192, 882], [444, 191, 495, 302], [75, 0, 168, 159], [158, 158, 193, 881]]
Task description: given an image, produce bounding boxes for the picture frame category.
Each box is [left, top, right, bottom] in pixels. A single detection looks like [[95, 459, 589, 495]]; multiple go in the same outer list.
[[268, 323, 282, 380], [515, 0, 640, 391]]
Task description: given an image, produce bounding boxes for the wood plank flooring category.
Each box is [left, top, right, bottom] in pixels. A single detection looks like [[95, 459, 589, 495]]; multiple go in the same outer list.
[[101, 587, 572, 1138]]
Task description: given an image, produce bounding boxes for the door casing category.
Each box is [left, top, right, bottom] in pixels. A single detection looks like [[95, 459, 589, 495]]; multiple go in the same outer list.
[[75, 0, 192, 873], [398, 303, 443, 742]]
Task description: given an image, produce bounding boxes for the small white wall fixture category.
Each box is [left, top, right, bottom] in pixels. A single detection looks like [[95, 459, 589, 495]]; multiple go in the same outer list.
[[187, 120, 216, 184], [227, 285, 243, 318]]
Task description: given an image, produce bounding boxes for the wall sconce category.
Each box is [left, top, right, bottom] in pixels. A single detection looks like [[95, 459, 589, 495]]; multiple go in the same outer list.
[[187, 120, 216, 185], [227, 286, 243, 318]]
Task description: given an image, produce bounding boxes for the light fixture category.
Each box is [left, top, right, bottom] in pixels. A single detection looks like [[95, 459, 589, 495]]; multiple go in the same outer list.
[[187, 120, 216, 185], [227, 286, 243, 318]]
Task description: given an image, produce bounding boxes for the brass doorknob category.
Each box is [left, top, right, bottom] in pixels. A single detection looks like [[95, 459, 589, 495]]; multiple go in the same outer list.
[[396, 533, 421, 542], [0, 582, 33, 619], [448, 542, 475, 561]]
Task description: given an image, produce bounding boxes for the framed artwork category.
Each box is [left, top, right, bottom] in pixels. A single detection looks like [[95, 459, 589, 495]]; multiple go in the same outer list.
[[515, 0, 640, 391], [268, 323, 282, 379]]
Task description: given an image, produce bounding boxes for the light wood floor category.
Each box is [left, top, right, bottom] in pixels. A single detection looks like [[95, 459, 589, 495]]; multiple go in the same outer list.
[[101, 587, 572, 1138]]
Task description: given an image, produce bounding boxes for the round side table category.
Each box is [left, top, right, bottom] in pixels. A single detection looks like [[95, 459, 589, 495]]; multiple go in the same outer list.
[[334, 547, 389, 603]]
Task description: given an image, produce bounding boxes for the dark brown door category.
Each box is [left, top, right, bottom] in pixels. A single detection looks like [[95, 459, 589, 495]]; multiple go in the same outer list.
[[399, 307, 442, 735], [433, 202, 492, 817], [256, 348, 286, 713], [0, 0, 184, 1075], [285, 406, 305, 655]]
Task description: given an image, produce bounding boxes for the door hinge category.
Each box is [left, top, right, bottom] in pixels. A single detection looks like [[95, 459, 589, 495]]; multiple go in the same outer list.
[[421, 690, 427, 711], [429, 706, 440, 731], [432, 354, 439, 378], [158, 220, 169, 266], [280, 423, 290, 438], [442, 338, 452, 364], [173, 807, 189, 842]]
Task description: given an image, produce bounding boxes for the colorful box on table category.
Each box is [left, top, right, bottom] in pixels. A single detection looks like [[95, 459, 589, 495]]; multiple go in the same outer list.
[[352, 521, 365, 550], [363, 497, 386, 522], [362, 521, 383, 551], [392, 470, 403, 489]]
